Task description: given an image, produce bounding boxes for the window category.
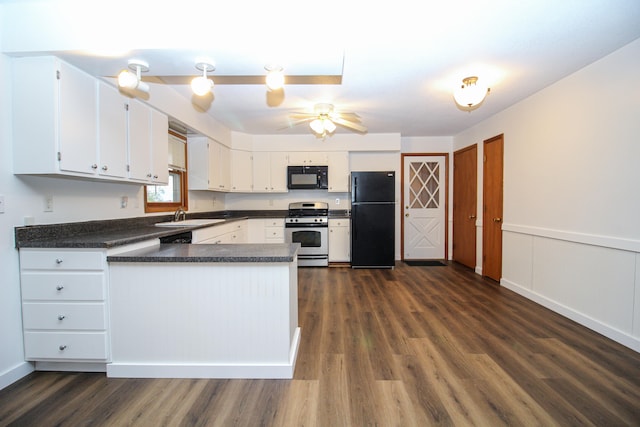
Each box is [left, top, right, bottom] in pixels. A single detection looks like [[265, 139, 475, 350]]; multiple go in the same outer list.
[[144, 130, 188, 213]]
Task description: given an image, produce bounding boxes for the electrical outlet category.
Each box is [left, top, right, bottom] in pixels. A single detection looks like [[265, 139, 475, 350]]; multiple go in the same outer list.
[[335, 198, 340, 205], [121, 196, 128, 208], [44, 195, 53, 212]]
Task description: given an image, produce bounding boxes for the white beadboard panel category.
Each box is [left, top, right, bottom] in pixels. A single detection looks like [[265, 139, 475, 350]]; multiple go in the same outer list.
[[502, 231, 534, 290], [532, 237, 636, 333], [109, 262, 298, 371]]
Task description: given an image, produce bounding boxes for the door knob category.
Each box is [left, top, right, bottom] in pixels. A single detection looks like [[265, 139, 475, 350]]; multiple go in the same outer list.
[[469, 215, 476, 219], [405, 213, 410, 217], [493, 217, 502, 223]]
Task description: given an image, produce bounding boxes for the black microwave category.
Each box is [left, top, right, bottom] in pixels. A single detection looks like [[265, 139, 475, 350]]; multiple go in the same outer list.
[[287, 165, 328, 189]]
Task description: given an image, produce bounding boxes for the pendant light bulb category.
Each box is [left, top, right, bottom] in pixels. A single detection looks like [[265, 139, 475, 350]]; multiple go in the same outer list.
[[191, 62, 214, 96], [265, 66, 285, 91]]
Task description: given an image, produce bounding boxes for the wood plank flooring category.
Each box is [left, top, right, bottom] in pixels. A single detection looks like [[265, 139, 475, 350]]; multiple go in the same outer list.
[[2, 262, 640, 426]]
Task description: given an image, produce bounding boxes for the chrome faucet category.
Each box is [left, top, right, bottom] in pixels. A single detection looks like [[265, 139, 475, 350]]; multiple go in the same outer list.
[[174, 207, 186, 222]]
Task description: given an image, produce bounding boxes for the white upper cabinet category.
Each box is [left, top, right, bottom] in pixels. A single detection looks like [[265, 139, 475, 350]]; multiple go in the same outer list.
[[327, 151, 350, 192], [13, 56, 98, 177], [252, 152, 289, 193], [288, 151, 328, 165], [12, 56, 168, 185], [231, 150, 253, 192], [128, 99, 168, 184], [97, 81, 128, 179], [187, 136, 230, 192]]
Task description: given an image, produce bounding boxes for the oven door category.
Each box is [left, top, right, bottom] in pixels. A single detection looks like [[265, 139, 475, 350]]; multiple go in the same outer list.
[[285, 224, 328, 265]]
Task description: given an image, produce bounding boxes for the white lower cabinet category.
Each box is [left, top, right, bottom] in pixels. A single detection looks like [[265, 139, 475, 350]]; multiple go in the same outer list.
[[248, 218, 284, 243], [329, 218, 351, 262], [192, 220, 248, 244], [19, 248, 110, 364]]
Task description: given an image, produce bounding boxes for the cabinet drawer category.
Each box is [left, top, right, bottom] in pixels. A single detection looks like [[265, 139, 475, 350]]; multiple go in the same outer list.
[[265, 219, 284, 227], [23, 302, 107, 330], [21, 272, 105, 300], [264, 227, 284, 239], [20, 250, 104, 271], [24, 331, 108, 360], [329, 219, 350, 227]]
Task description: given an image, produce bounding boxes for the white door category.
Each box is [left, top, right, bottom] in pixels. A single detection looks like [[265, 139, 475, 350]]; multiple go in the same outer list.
[[403, 155, 447, 260]]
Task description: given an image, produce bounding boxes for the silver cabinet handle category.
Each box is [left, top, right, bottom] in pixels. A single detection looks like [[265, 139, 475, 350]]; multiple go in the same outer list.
[[59, 345, 67, 351], [102, 165, 108, 171], [91, 164, 98, 170], [56, 285, 64, 291], [147, 173, 152, 178], [153, 175, 158, 179], [55, 258, 63, 264], [58, 315, 65, 320]]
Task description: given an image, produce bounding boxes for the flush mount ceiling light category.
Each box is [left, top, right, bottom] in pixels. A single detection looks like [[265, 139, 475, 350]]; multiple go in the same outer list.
[[453, 76, 490, 109], [117, 59, 149, 93], [265, 65, 285, 91], [191, 62, 215, 96]]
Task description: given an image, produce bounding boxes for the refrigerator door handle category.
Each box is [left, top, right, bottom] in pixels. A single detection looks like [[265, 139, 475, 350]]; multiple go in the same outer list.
[[352, 177, 357, 203]]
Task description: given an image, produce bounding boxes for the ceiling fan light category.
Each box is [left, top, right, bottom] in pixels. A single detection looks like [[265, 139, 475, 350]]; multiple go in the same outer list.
[[191, 76, 213, 96], [323, 119, 336, 133], [454, 76, 489, 108], [310, 119, 325, 134], [265, 67, 285, 91]]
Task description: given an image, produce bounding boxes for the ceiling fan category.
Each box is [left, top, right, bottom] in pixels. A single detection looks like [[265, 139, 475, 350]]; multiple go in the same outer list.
[[286, 103, 367, 137]]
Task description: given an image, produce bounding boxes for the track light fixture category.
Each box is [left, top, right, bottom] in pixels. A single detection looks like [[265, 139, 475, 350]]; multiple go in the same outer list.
[[453, 76, 490, 109], [191, 62, 215, 96], [265, 65, 285, 91], [117, 60, 149, 93]]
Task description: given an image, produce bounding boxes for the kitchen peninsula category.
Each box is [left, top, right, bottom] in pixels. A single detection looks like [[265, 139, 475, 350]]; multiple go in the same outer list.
[[107, 243, 300, 379], [15, 214, 301, 379]]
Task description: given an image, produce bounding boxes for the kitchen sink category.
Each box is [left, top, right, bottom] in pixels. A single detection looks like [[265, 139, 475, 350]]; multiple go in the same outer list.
[[155, 219, 226, 227]]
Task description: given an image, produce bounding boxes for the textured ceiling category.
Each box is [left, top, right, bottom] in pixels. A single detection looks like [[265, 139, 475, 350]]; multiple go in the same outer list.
[[2, 0, 640, 137]]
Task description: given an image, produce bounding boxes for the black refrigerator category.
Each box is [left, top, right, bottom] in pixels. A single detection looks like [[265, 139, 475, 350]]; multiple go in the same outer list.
[[350, 171, 396, 268]]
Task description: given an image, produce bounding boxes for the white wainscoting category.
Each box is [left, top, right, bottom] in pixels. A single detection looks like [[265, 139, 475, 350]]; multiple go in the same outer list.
[[501, 224, 640, 352]]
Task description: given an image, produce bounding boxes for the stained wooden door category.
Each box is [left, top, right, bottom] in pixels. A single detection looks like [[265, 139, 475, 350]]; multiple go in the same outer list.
[[453, 145, 477, 269], [402, 154, 448, 260], [482, 135, 504, 281]]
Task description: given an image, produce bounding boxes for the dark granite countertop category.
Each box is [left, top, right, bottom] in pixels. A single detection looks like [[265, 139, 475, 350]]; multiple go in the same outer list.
[[108, 243, 299, 263], [14, 210, 288, 249]]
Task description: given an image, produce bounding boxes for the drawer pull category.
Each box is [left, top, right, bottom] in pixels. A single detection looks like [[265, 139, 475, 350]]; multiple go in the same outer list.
[[55, 258, 63, 264], [58, 315, 66, 321], [56, 285, 64, 291], [59, 345, 67, 351]]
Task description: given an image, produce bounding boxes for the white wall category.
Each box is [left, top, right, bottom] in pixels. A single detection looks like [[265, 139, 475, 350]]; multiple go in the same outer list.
[[454, 38, 640, 351], [0, 14, 35, 389]]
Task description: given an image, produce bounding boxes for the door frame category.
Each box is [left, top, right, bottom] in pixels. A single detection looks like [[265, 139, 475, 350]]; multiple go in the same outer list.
[[400, 153, 449, 260]]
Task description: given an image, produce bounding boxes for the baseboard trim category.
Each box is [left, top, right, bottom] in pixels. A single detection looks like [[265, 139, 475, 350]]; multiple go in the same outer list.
[[501, 278, 640, 353], [107, 327, 301, 379], [0, 361, 34, 391]]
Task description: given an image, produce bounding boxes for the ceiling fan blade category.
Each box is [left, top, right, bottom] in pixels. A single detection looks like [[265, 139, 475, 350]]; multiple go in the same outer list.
[[333, 112, 361, 121], [279, 118, 313, 130], [332, 117, 367, 133], [289, 113, 317, 119]]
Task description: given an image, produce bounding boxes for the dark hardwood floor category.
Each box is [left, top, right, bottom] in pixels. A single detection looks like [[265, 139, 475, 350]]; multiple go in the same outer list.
[[2, 262, 639, 426]]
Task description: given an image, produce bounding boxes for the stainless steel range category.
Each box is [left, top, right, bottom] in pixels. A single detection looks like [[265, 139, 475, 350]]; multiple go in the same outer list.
[[285, 202, 329, 267]]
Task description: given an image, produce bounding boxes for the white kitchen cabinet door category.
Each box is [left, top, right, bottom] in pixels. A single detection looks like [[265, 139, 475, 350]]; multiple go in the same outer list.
[[127, 99, 152, 182], [231, 150, 253, 192], [252, 152, 272, 192], [13, 56, 98, 177], [210, 141, 230, 191], [288, 151, 328, 166], [329, 219, 351, 262], [327, 151, 350, 192], [150, 108, 169, 184], [269, 152, 290, 192], [97, 81, 128, 179]]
